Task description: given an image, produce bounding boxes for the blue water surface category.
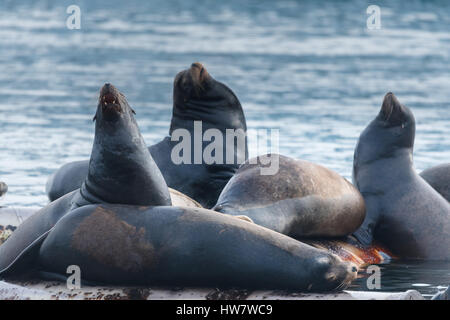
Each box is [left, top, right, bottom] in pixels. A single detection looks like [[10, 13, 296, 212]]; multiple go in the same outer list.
[[0, 0, 449, 297]]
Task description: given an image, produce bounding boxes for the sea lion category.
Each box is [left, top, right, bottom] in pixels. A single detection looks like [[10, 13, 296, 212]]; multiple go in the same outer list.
[[0, 83, 171, 274], [213, 155, 366, 239], [46, 62, 248, 208], [420, 164, 450, 202], [0, 84, 356, 291], [0, 182, 7, 198], [352, 92, 450, 260], [36, 204, 357, 291]]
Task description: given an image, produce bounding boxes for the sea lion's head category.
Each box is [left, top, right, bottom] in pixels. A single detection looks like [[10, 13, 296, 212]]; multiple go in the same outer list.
[[174, 62, 212, 100], [0, 182, 7, 198], [93, 83, 136, 125], [82, 83, 171, 207], [170, 62, 246, 133], [314, 254, 358, 292], [353, 92, 415, 171]]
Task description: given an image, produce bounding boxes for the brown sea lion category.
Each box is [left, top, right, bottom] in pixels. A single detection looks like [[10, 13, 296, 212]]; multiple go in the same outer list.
[[214, 155, 366, 239]]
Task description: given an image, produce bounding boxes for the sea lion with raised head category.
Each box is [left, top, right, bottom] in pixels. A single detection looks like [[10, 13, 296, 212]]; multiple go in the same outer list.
[[352, 92, 450, 260], [46, 63, 248, 208], [420, 163, 450, 202], [0, 83, 171, 274], [0, 83, 356, 292], [213, 155, 366, 239]]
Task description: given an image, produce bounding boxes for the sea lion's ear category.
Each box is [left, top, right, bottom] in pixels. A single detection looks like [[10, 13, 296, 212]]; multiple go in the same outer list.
[[92, 114, 97, 122], [131, 108, 136, 115]]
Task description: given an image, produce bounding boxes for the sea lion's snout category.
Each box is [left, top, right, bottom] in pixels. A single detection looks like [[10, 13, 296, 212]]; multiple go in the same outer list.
[[98, 83, 123, 121], [317, 255, 358, 291], [380, 92, 410, 126], [100, 83, 119, 106]]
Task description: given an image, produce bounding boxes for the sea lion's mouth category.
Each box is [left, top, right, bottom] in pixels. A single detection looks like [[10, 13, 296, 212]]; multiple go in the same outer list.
[[99, 83, 122, 117]]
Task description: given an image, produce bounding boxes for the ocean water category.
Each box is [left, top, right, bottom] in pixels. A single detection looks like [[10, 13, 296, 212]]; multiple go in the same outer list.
[[0, 0, 449, 297]]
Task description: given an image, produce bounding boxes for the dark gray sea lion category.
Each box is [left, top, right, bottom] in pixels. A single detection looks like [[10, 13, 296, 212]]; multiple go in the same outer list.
[[0, 182, 7, 198], [0, 83, 171, 274], [46, 62, 248, 208], [0, 84, 356, 291], [352, 92, 450, 260], [149, 62, 248, 208], [37, 204, 356, 291], [214, 155, 365, 239], [420, 164, 450, 202]]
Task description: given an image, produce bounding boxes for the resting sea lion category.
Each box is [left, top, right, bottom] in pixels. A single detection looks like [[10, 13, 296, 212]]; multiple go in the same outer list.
[[352, 92, 450, 260], [420, 164, 450, 202], [0, 83, 356, 291], [213, 155, 366, 239], [46, 63, 248, 208], [37, 204, 356, 291]]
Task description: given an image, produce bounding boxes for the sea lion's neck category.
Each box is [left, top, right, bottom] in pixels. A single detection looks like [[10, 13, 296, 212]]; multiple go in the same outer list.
[[355, 148, 414, 192], [169, 82, 247, 135], [169, 107, 246, 134], [73, 119, 172, 208]]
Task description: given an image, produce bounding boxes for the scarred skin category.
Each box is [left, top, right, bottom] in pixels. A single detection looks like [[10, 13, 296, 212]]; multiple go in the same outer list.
[[352, 92, 450, 260], [46, 63, 248, 208], [214, 155, 366, 239], [420, 163, 450, 202]]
